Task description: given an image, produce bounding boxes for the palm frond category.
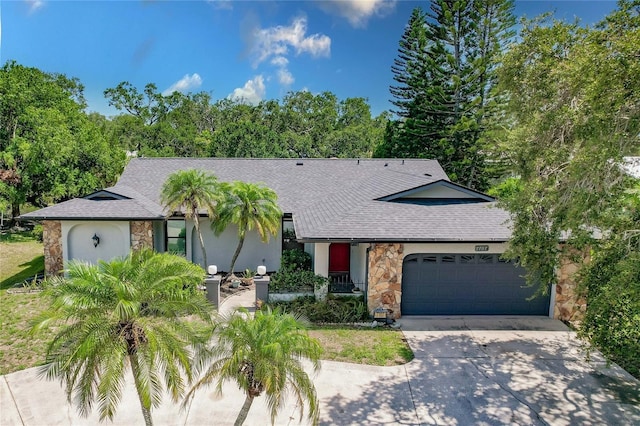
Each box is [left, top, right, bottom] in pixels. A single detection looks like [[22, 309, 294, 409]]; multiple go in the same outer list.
[[34, 250, 215, 423], [186, 307, 321, 425]]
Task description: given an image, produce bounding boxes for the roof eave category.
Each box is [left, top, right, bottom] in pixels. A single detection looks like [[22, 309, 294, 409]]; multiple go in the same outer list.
[[19, 216, 166, 221], [296, 237, 510, 243]]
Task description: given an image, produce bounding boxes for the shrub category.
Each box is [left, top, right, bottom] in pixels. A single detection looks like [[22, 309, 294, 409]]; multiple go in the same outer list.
[[31, 224, 43, 242], [269, 269, 329, 293], [579, 243, 640, 379], [267, 294, 370, 324], [281, 249, 312, 272]]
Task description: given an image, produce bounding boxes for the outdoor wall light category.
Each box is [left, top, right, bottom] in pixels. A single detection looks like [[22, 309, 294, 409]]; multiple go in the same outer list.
[[92, 233, 100, 247], [207, 265, 218, 275], [257, 265, 267, 276]]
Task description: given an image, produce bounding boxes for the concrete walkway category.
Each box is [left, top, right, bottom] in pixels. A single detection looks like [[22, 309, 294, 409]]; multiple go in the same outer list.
[[2, 290, 639, 425]]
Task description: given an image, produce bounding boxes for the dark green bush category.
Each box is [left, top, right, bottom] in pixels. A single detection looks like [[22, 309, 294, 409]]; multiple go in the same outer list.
[[281, 249, 312, 271], [579, 243, 640, 379], [267, 294, 370, 324], [269, 269, 329, 293]]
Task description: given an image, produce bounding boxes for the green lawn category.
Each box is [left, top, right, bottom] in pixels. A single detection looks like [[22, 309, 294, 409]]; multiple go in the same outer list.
[[0, 290, 54, 375], [0, 231, 50, 374], [309, 326, 414, 366], [0, 233, 413, 374], [0, 231, 44, 290]]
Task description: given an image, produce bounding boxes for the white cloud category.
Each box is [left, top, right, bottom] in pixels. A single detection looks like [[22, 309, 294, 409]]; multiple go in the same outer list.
[[229, 75, 266, 105], [270, 56, 289, 67], [162, 73, 202, 96], [277, 68, 294, 86], [26, 0, 44, 14], [248, 16, 329, 91], [318, 0, 396, 28], [250, 16, 331, 67]]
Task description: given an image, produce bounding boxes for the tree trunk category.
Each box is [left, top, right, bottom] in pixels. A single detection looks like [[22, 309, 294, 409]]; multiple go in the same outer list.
[[228, 234, 245, 276], [129, 355, 154, 426], [234, 394, 255, 426], [193, 214, 208, 267], [10, 202, 20, 227]]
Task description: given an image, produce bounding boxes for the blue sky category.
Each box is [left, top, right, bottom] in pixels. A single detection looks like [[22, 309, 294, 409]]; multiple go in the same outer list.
[[1, 1, 618, 117]]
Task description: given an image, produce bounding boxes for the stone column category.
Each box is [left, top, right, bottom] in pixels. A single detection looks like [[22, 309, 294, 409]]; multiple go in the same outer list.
[[554, 251, 588, 323], [367, 243, 404, 319], [130, 221, 153, 251], [43, 220, 63, 276]]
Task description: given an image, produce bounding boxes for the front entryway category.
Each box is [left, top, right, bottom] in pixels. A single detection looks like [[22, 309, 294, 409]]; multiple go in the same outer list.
[[401, 253, 550, 315], [329, 243, 350, 276]]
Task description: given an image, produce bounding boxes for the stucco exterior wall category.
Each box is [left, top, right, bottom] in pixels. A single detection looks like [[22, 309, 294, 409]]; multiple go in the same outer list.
[[313, 243, 330, 278], [350, 243, 368, 284], [188, 218, 283, 272], [62, 221, 130, 267], [43, 220, 63, 276], [152, 221, 165, 252]]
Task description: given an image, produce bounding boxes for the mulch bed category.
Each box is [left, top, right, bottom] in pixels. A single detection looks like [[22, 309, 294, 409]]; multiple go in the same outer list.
[[219, 279, 254, 303]]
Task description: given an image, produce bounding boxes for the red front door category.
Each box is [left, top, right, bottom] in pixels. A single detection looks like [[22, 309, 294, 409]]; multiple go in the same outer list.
[[329, 243, 350, 273]]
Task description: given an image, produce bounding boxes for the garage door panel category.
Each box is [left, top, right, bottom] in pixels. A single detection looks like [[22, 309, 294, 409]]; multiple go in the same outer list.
[[401, 254, 550, 316]]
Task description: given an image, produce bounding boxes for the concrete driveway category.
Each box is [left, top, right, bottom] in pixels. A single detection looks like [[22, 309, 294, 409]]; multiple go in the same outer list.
[[1, 292, 639, 425]]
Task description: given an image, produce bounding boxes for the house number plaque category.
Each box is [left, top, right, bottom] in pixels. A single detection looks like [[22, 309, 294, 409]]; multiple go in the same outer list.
[[475, 245, 489, 252]]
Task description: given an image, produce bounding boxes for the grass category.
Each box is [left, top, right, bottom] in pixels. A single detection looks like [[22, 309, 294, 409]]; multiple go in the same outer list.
[[0, 231, 413, 373], [0, 231, 44, 290], [309, 326, 414, 366], [0, 230, 50, 374], [0, 290, 54, 375]]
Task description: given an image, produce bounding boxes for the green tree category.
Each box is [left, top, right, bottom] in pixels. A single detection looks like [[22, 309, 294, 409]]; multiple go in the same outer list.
[[104, 82, 179, 126], [185, 307, 321, 426], [212, 181, 281, 275], [497, 3, 640, 288], [383, 6, 449, 160], [0, 61, 124, 219], [161, 169, 218, 268], [380, 1, 515, 190], [209, 120, 283, 158], [104, 82, 212, 157], [32, 249, 213, 426], [579, 236, 640, 378]]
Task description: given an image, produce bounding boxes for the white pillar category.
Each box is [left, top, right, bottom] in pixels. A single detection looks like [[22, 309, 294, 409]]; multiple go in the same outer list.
[[313, 243, 330, 278]]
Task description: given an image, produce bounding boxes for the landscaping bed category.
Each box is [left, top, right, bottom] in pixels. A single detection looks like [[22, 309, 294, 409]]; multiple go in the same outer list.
[[218, 278, 254, 303]]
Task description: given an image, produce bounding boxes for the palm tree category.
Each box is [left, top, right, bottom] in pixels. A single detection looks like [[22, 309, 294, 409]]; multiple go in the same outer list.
[[185, 307, 321, 426], [212, 181, 281, 275], [32, 249, 213, 426], [161, 169, 218, 267]]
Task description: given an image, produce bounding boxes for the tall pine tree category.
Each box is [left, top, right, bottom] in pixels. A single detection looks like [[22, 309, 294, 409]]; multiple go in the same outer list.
[[378, 7, 449, 159], [378, 0, 515, 190]]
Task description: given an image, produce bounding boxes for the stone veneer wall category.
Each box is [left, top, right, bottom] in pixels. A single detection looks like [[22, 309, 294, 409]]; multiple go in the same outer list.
[[554, 252, 589, 323], [130, 221, 153, 251], [43, 220, 63, 276], [367, 243, 404, 319]]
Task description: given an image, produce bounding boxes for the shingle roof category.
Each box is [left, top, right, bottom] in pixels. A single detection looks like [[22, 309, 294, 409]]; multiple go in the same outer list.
[[21, 198, 164, 220], [22, 158, 514, 241]]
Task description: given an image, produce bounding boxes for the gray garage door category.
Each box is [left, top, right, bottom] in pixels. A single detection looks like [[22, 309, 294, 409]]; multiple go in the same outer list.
[[401, 254, 550, 315]]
